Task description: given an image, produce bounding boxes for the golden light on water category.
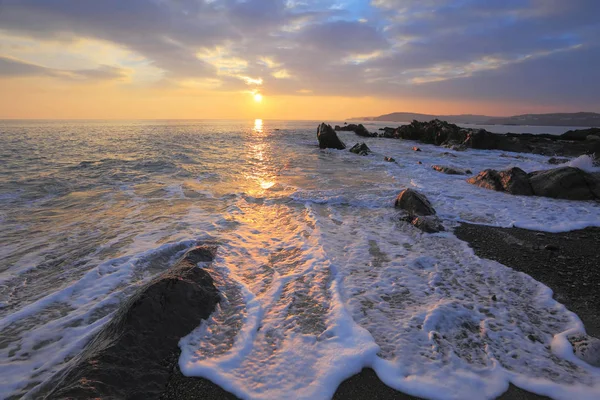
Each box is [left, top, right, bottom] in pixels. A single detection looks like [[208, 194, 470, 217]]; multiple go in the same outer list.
[[253, 118, 263, 133]]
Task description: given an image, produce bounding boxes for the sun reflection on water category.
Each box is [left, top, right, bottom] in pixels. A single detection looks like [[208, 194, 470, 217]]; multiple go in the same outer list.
[[253, 119, 263, 134]]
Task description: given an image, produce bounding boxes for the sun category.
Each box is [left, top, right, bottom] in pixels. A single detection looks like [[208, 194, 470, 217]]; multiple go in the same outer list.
[[254, 93, 263, 103]]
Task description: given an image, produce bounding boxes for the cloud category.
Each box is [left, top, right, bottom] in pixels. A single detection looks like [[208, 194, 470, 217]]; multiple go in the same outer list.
[[0, 0, 598, 109], [0, 55, 128, 81]]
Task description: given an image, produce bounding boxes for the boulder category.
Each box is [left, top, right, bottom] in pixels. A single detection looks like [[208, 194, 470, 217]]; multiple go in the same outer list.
[[469, 166, 599, 200], [380, 127, 398, 138], [560, 128, 600, 141], [350, 142, 371, 156], [467, 169, 504, 192], [317, 123, 346, 150], [335, 123, 375, 137], [411, 216, 445, 233], [394, 188, 436, 216], [431, 165, 471, 175], [412, 146, 422, 152], [384, 156, 396, 162], [42, 245, 220, 399], [568, 334, 600, 367], [528, 167, 600, 200], [498, 167, 533, 196]]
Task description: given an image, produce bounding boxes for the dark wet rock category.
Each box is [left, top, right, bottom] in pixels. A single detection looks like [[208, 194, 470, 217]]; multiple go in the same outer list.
[[469, 166, 599, 200], [350, 142, 371, 156], [394, 189, 436, 216], [431, 165, 470, 175], [384, 156, 396, 162], [317, 123, 346, 150], [468, 167, 532, 196], [528, 167, 600, 200], [588, 135, 600, 141], [417, 161, 422, 164], [568, 334, 600, 367], [378, 120, 598, 157], [412, 146, 421, 152], [42, 245, 220, 400], [499, 167, 533, 196], [379, 127, 398, 138], [335, 123, 376, 137], [442, 152, 458, 158], [411, 216, 445, 233], [560, 128, 600, 141], [548, 157, 570, 165], [544, 244, 559, 251]]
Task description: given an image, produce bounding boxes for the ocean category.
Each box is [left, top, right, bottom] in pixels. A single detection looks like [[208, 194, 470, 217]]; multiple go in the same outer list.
[[1, 119, 600, 399]]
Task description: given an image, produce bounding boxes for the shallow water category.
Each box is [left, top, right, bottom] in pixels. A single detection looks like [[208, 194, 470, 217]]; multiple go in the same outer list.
[[1, 119, 599, 399]]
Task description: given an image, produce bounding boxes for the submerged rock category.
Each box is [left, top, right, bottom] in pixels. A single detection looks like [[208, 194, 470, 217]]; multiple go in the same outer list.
[[548, 157, 570, 165], [412, 146, 422, 152], [350, 142, 371, 156], [317, 123, 346, 150], [431, 165, 471, 175], [42, 245, 220, 399], [568, 334, 600, 367], [468, 166, 599, 200], [411, 216, 445, 233], [394, 189, 436, 216], [384, 156, 396, 162]]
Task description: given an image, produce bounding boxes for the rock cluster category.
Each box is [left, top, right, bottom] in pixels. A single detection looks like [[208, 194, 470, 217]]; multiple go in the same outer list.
[[468, 166, 600, 200], [376, 120, 600, 157], [394, 189, 444, 233]]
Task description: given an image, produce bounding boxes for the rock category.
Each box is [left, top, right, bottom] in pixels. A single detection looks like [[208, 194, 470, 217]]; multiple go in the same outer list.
[[468, 169, 504, 192], [568, 334, 600, 367], [42, 245, 220, 399], [394, 188, 436, 216], [384, 156, 396, 162], [529, 167, 600, 200], [417, 161, 423, 164], [412, 146, 422, 152], [380, 127, 398, 138], [467, 167, 532, 195], [469, 166, 600, 200], [548, 157, 570, 165], [587, 135, 600, 141], [411, 215, 445, 233], [442, 152, 457, 157], [544, 244, 559, 251], [431, 165, 470, 175], [335, 123, 376, 137], [317, 123, 346, 150], [498, 167, 533, 196], [560, 128, 600, 141], [349, 142, 371, 156]]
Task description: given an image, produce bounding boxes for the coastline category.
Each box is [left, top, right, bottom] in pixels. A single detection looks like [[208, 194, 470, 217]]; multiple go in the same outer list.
[[160, 222, 600, 400]]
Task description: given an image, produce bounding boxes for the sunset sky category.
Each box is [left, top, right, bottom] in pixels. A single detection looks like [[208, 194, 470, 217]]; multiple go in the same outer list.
[[0, 0, 598, 120]]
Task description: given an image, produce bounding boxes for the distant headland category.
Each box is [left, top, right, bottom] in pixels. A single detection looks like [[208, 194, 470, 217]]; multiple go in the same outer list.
[[352, 112, 600, 127]]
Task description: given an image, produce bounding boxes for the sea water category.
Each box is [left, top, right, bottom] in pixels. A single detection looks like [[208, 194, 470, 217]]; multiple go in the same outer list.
[[1, 119, 599, 399]]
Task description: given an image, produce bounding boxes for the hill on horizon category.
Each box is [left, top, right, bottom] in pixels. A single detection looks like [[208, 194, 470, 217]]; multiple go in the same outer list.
[[352, 111, 600, 127]]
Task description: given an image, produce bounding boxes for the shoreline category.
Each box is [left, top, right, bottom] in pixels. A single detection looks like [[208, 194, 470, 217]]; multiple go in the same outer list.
[[161, 223, 600, 400]]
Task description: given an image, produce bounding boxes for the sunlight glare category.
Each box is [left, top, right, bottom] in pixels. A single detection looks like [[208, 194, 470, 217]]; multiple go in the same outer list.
[[254, 118, 263, 133], [254, 93, 263, 103]]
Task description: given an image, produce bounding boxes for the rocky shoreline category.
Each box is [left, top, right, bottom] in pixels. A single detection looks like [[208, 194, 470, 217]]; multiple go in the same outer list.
[[335, 120, 600, 158]]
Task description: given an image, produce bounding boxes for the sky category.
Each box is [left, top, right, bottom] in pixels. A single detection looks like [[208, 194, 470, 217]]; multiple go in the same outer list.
[[0, 0, 599, 120]]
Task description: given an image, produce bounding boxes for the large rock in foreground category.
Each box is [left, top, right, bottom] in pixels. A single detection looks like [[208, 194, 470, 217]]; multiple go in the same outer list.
[[317, 123, 346, 150], [468, 166, 600, 200], [529, 167, 600, 200], [42, 245, 220, 399]]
